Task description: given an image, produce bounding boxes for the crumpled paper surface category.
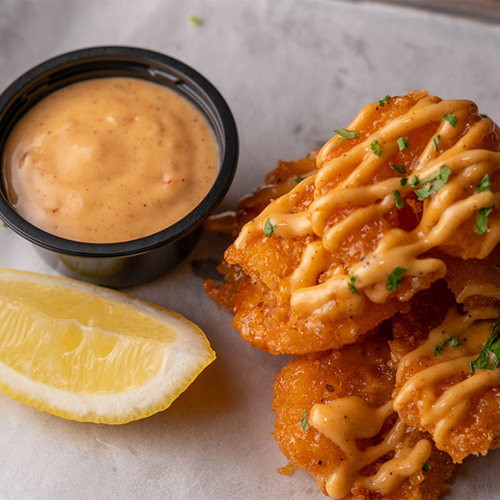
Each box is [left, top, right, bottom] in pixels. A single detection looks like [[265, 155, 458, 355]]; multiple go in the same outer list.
[[1, 1, 500, 498]]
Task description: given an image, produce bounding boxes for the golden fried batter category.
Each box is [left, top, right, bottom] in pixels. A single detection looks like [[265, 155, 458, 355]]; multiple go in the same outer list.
[[232, 278, 397, 354], [225, 92, 500, 354], [391, 279, 500, 462], [204, 154, 317, 311], [273, 337, 455, 499], [437, 245, 500, 311]]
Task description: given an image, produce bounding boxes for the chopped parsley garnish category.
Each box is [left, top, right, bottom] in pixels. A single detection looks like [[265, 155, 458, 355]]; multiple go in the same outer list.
[[301, 409, 310, 431], [392, 190, 405, 209], [414, 165, 452, 201], [443, 114, 457, 127], [414, 187, 432, 201], [378, 95, 390, 106], [400, 177, 408, 187], [295, 176, 305, 183], [386, 267, 406, 291], [263, 218, 276, 237], [422, 462, 431, 473], [470, 315, 500, 372], [335, 128, 359, 140], [435, 336, 462, 356], [433, 135, 441, 151], [447, 336, 462, 347], [397, 137, 410, 151], [189, 15, 203, 25], [477, 174, 491, 193], [392, 165, 406, 175], [348, 274, 359, 294], [370, 141, 382, 156], [474, 175, 494, 235], [474, 206, 494, 235], [409, 175, 420, 188]]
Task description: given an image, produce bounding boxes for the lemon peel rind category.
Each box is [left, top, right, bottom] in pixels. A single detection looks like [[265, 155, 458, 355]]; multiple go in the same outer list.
[[0, 345, 215, 424], [0, 268, 216, 424]]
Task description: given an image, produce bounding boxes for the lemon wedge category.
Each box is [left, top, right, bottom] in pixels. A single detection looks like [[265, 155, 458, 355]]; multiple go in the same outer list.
[[0, 268, 215, 424]]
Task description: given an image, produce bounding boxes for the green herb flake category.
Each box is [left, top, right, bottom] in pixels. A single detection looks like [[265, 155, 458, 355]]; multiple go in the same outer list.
[[433, 135, 441, 151], [443, 114, 458, 127], [348, 274, 359, 294], [434, 347, 443, 357], [370, 141, 382, 156], [409, 176, 420, 188], [397, 137, 410, 151], [470, 315, 500, 372], [295, 176, 305, 183], [335, 128, 359, 140], [414, 186, 432, 201], [386, 267, 406, 292], [477, 174, 491, 193], [301, 409, 310, 431], [474, 206, 494, 235], [189, 15, 203, 25], [392, 165, 406, 175], [422, 462, 431, 473], [263, 218, 276, 237], [378, 95, 390, 107], [411, 168, 442, 186], [414, 165, 452, 201], [447, 336, 462, 347], [400, 177, 408, 187], [392, 190, 405, 209]]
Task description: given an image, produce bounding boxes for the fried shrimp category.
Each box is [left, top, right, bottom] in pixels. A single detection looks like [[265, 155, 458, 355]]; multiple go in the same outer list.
[[391, 272, 500, 463], [204, 91, 500, 499], [203, 155, 317, 312], [224, 92, 500, 354], [393, 309, 500, 462], [273, 337, 455, 499]]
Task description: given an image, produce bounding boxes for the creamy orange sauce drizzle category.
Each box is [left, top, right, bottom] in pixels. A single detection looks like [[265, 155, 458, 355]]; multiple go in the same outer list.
[[310, 397, 431, 498], [394, 307, 500, 451], [233, 95, 500, 324], [456, 283, 500, 303], [2, 77, 219, 243]]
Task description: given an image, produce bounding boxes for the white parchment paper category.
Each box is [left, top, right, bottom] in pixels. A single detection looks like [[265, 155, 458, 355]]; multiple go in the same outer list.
[[1, 1, 500, 498]]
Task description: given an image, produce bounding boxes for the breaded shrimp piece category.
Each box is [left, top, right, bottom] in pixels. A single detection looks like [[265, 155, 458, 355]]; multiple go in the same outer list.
[[273, 337, 454, 499], [225, 92, 500, 354], [392, 280, 500, 462], [204, 155, 317, 312], [232, 278, 399, 355]]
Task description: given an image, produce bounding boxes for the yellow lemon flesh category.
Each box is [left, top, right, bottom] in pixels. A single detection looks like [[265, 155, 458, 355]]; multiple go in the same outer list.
[[0, 269, 215, 423]]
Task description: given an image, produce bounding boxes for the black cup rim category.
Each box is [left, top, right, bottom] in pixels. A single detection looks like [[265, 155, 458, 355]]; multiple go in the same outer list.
[[0, 46, 238, 257]]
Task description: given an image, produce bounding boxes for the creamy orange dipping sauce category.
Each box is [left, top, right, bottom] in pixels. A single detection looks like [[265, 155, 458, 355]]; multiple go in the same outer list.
[[2, 77, 219, 243]]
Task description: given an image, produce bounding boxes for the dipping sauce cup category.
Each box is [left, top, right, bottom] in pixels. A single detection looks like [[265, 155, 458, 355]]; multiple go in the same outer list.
[[0, 46, 238, 287]]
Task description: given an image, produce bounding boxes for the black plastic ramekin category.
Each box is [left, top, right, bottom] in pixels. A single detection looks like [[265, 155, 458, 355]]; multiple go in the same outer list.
[[0, 46, 238, 287]]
